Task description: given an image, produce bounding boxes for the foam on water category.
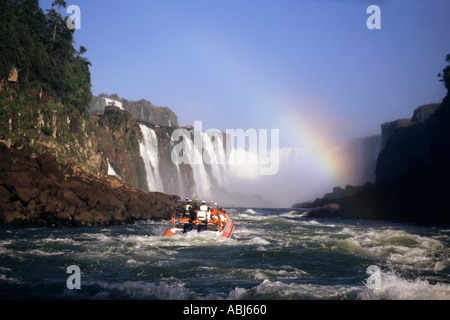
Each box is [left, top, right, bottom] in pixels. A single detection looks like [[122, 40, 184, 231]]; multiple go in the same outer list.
[[249, 266, 308, 280], [0, 208, 449, 300], [243, 208, 258, 215], [359, 270, 450, 300], [230, 279, 362, 300], [334, 228, 449, 272], [279, 210, 306, 219]]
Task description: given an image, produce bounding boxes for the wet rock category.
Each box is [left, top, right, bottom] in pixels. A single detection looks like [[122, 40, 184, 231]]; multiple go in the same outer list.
[[0, 142, 181, 228], [304, 203, 341, 219], [15, 187, 39, 204]]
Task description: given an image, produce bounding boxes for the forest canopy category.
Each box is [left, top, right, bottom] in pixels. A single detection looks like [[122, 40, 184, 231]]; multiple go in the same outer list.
[[0, 0, 91, 113]]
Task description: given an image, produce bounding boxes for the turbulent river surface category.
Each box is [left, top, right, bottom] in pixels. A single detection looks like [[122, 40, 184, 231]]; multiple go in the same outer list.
[[0, 208, 449, 300]]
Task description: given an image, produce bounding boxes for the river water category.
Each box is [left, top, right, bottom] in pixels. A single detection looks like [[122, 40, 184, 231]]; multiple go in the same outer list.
[[0, 208, 449, 300]]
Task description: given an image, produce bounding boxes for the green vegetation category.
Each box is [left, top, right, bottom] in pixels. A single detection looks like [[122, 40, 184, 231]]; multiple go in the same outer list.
[[0, 1, 173, 193], [0, 0, 91, 111], [95, 105, 149, 191], [438, 54, 450, 90], [91, 93, 179, 127], [0, 0, 97, 174]]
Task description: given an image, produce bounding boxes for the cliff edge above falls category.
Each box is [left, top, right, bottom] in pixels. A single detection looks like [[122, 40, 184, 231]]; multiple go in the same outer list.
[[89, 93, 179, 127], [0, 141, 182, 228]]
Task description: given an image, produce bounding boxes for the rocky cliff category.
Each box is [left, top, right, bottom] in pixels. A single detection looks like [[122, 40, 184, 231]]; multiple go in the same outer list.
[[0, 93, 150, 191], [0, 1, 185, 228], [0, 92, 183, 228], [296, 57, 450, 225], [0, 141, 181, 228], [300, 98, 449, 225], [92, 105, 148, 191], [376, 103, 440, 183], [89, 93, 179, 127], [298, 103, 449, 224]]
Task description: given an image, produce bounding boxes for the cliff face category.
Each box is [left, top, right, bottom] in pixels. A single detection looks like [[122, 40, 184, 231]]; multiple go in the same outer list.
[[0, 93, 152, 191], [302, 98, 450, 225], [88, 95, 185, 194], [0, 95, 104, 176], [0, 142, 180, 228], [299, 57, 450, 225], [0, 1, 184, 228], [89, 94, 179, 127], [0, 93, 183, 227], [150, 125, 195, 195], [376, 103, 440, 183], [92, 106, 148, 191]]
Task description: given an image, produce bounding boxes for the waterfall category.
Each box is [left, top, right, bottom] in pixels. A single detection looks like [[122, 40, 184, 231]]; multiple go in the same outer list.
[[139, 124, 215, 198], [165, 131, 185, 197], [139, 124, 164, 192], [138, 124, 329, 207], [185, 131, 211, 198], [107, 159, 119, 177], [201, 131, 227, 187]]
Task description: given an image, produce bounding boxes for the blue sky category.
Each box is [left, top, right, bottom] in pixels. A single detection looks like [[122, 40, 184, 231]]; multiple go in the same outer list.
[[40, 0, 450, 148]]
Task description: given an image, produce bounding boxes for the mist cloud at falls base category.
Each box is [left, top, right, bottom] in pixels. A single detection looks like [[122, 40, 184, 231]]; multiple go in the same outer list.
[[137, 123, 367, 208]]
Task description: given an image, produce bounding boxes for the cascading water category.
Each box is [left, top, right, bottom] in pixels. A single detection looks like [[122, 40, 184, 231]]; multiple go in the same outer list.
[[139, 125, 223, 200], [107, 159, 119, 177], [139, 125, 236, 202], [181, 130, 211, 198], [200, 131, 227, 188], [138, 124, 358, 207], [139, 124, 164, 192], [166, 131, 185, 197]]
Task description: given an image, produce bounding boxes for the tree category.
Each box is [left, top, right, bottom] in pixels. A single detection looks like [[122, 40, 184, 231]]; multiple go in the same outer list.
[[438, 54, 450, 91], [51, 0, 67, 40], [1, 0, 91, 112]]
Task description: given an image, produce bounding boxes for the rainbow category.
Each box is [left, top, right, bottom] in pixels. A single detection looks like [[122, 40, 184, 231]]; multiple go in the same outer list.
[[280, 109, 351, 187], [182, 31, 352, 188]]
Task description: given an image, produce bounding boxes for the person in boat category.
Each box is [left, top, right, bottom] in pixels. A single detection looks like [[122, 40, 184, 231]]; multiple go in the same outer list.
[[219, 209, 227, 227], [196, 200, 210, 223], [210, 202, 219, 223], [183, 200, 196, 221]]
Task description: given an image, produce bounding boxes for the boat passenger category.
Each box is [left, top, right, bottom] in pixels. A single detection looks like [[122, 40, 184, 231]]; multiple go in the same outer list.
[[210, 202, 219, 223], [197, 200, 210, 223], [183, 200, 195, 221], [219, 210, 227, 225]]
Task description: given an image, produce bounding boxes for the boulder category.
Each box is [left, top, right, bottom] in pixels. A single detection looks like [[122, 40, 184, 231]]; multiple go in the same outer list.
[[304, 203, 341, 219]]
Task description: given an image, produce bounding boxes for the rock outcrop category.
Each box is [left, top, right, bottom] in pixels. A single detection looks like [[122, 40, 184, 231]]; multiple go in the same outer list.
[[300, 98, 450, 225], [89, 94, 179, 127], [297, 58, 450, 225], [92, 105, 149, 191], [376, 103, 440, 183], [0, 141, 182, 228]]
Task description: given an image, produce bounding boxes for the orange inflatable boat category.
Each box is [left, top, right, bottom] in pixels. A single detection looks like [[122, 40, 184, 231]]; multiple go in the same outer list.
[[164, 200, 234, 238]]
